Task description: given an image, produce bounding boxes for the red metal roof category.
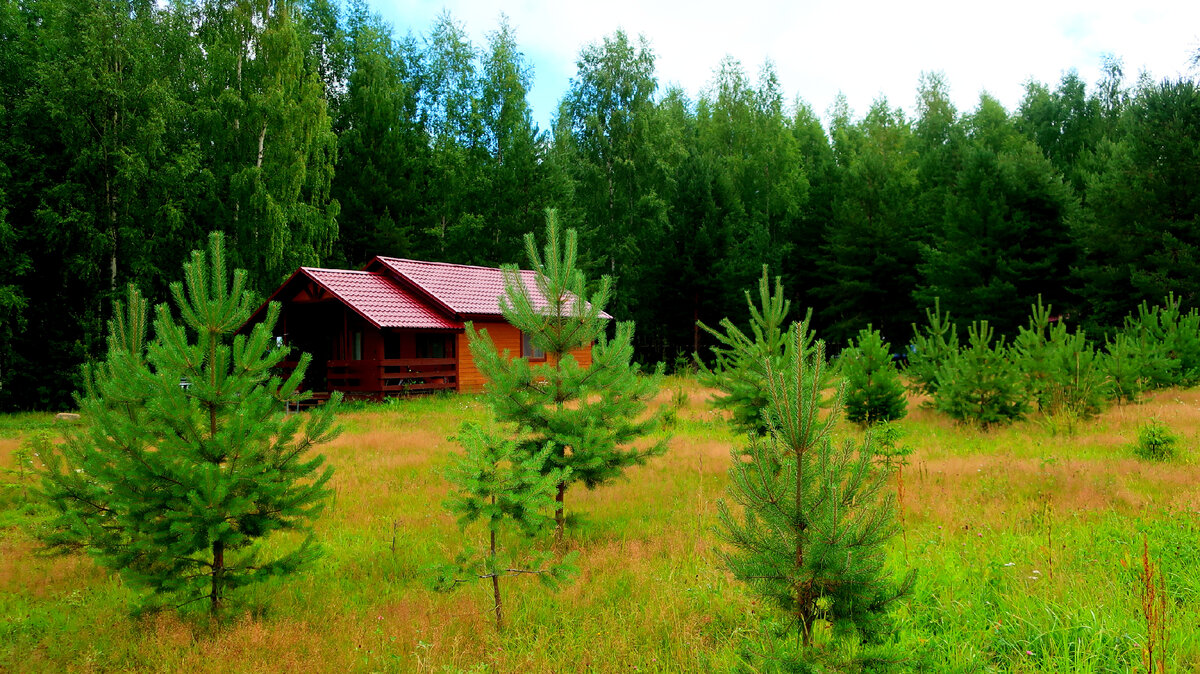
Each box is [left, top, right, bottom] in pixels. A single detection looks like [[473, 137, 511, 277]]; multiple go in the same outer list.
[[301, 268, 461, 330], [373, 257, 612, 319]]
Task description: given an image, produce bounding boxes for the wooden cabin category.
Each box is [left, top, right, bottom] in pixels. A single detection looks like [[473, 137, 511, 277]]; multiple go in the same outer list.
[[243, 256, 602, 398]]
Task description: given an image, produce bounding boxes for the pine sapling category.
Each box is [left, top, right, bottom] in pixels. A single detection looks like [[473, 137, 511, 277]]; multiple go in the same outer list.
[[3, 431, 48, 506], [873, 422, 913, 557], [37, 234, 339, 613], [1014, 296, 1108, 420], [1104, 332, 1148, 405], [436, 423, 575, 632], [934, 320, 1029, 427], [698, 266, 802, 435], [717, 323, 915, 662], [469, 209, 666, 544], [906, 298, 959, 397], [842, 326, 908, 425]]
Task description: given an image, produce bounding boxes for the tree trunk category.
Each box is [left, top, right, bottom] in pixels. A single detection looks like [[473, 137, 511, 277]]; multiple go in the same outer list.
[[107, 175, 117, 295], [794, 358, 810, 648], [211, 540, 225, 612], [257, 121, 267, 168], [490, 525, 503, 632], [554, 481, 565, 545]]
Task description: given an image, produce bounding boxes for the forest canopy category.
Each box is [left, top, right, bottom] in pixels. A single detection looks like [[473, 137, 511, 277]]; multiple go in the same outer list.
[[1, 0, 1198, 409]]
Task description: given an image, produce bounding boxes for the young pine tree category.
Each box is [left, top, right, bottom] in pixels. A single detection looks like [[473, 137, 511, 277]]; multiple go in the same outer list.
[[841, 326, 908, 425], [37, 233, 339, 612], [934, 321, 1030, 427], [1104, 332, 1149, 405], [1119, 295, 1200, 389], [1013, 297, 1108, 419], [717, 325, 915, 664], [468, 209, 666, 543], [905, 298, 959, 397], [696, 266, 821, 435], [436, 424, 575, 632]]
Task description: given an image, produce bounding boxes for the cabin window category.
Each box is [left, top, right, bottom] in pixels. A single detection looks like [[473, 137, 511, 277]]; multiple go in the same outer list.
[[416, 333, 453, 359], [352, 331, 363, 360], [522, 331, 545, 361]]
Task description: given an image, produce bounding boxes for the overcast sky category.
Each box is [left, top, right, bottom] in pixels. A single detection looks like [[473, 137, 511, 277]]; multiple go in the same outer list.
[[374, 1, 1200, 131]]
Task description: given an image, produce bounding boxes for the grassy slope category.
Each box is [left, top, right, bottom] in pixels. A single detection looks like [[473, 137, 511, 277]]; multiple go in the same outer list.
[[2, 380, 1199, 672]]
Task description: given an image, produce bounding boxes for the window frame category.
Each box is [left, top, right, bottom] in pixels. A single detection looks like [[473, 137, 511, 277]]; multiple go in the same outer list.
[[521, 330, 546, 361]]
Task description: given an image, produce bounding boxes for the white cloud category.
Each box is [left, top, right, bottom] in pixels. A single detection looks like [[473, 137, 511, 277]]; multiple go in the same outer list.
[[375, 0, 1200, 128]]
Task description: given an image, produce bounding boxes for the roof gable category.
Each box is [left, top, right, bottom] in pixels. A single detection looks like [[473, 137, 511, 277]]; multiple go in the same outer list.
[[301, 268, 461, 329], [244, 267, 461, 331]]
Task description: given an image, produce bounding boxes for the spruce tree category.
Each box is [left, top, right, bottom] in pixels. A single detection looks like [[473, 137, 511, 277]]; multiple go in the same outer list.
[[697, 266, 821, 435], [717, 325, 914, 664], [436, 424, 574, 631], [468, 209, 666, 542], [37, 233, 338, 612], [842, 327, 908, 425]]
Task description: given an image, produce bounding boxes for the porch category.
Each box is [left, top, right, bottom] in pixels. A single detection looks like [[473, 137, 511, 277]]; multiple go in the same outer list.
[[279, 356, 458, 401]]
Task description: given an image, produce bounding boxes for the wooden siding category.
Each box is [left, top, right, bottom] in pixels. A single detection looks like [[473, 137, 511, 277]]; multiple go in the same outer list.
[[458, 322, 520, 393], [566, 345, 592, 369], [457, 323, 595, 393]]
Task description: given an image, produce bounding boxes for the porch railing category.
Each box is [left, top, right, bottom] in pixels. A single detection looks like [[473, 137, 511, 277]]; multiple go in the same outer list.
[[326, 358, 457, 393]]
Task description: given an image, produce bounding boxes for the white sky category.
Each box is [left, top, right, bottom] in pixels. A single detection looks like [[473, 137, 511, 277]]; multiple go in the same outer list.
[[374, 0, 1200, 131]]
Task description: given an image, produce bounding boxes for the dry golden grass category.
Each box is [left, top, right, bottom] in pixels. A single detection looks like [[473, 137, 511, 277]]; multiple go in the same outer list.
[[0, 437, 20, 468], [3, 384, 1200, 671]]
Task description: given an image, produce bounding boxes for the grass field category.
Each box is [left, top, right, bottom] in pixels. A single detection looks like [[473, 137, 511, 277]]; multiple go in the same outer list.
[[2, 378, 1200, 672]]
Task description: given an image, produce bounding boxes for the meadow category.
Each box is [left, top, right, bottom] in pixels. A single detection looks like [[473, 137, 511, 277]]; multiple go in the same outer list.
[[2, 378, 1199, 672]]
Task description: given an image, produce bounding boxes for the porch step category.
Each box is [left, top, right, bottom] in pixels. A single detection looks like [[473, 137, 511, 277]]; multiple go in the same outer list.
[[290, 392, 331, 412]]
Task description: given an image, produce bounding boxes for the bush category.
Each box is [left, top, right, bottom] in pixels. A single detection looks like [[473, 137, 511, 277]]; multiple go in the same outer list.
[[1133, 420, 1178, 461], [842, 327, 907, 425]]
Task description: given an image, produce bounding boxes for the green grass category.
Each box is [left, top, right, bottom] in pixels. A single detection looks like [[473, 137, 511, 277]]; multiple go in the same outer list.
[[2, 382, 1199, 672], [0, 412, 59, 439]]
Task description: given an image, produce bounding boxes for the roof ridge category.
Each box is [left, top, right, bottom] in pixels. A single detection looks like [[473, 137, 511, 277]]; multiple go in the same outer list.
[[302, 267, 387, 276], [375, 256, 535, 275]]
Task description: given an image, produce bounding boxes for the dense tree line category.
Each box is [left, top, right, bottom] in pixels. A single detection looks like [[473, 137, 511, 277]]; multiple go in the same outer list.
[[2, 0, 1198, 409]]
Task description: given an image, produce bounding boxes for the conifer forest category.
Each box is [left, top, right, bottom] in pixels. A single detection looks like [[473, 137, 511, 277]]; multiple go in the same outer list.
[[2, 0, 1199, 410]]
